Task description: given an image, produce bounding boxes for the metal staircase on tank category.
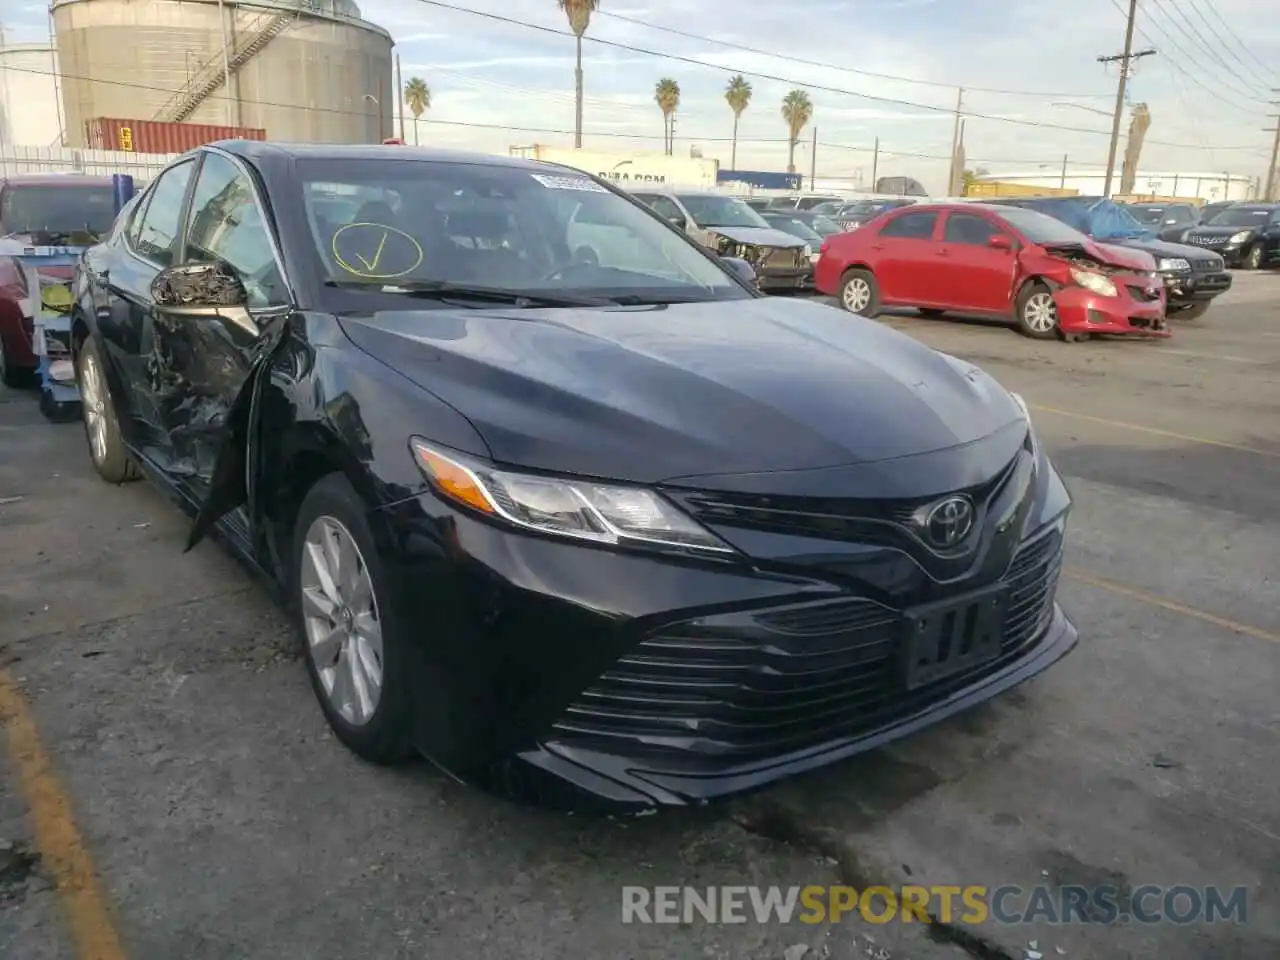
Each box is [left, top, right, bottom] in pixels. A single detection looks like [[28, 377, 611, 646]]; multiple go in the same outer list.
[[152, 9, 296, 124]]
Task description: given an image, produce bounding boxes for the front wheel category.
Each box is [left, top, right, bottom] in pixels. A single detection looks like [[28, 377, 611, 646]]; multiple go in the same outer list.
[[293, 473, 414, 765], [1244, 244, 1264, 270], [75, 339, 139, 483], [1015, 282, 1059, 340], [838, 268, 881, 318]]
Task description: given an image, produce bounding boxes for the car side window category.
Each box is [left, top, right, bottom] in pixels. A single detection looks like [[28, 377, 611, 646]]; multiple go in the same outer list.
[[879, 211, 937, 240], [646, 196, 686, 224], [943, 213, 999, 245], [132, 160, 195, 266], [182, 152, 288, 308]]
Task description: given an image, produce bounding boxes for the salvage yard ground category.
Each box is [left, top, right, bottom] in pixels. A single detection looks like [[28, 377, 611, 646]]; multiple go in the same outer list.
[[1, 276, 1278, 960]]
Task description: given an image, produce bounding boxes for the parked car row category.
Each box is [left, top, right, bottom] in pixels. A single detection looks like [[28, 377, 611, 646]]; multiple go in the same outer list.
[[54, 141, 1078, 808]]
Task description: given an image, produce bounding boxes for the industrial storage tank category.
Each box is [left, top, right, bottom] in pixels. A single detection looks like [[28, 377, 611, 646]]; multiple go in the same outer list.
[[52, 0, 394, 148]]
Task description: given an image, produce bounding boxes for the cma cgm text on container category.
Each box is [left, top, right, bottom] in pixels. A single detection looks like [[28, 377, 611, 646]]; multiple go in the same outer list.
[[84, 118, 267, 155]]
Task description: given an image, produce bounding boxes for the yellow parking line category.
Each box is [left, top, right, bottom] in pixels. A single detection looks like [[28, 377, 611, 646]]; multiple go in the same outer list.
[[1064, 570, 1280, 645], [0, 671, 128, 960], [1031, 405, 1280, 459]]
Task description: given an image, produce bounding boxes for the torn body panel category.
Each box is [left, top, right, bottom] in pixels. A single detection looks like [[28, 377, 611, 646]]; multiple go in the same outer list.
[[1022, 243, 1167, 338]]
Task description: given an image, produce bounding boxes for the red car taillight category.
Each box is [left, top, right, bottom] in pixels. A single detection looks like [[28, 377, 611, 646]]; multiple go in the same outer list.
[[819, 241, 830, 255]]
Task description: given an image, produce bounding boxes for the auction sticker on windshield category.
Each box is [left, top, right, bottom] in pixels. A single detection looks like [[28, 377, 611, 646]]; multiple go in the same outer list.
[[531, 174, 609, 192]]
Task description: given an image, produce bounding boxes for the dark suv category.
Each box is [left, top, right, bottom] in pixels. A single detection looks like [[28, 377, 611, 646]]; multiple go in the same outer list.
[[984, 196, 1231, 320]]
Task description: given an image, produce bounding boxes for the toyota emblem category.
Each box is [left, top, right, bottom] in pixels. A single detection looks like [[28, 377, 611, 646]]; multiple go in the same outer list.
[[923, 495, 974, 548]]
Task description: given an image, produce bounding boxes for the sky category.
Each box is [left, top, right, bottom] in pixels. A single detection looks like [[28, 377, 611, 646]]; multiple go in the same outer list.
[[4, 0, 1278, 192]]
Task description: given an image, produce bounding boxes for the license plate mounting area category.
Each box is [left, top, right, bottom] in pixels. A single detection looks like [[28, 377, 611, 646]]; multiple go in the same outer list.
[[899, 584, 1009, 690]]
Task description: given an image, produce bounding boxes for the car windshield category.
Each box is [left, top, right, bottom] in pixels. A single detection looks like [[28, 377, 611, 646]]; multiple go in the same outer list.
[[1206, 206, 1273, 226], [1, 184, 116, 240], [810, 201, 841, 215], [994, 206, 1092, 245], [809, 215, 842, 237], [764, 216, 823, 243], [1129, 206, 1166, 224], [293, 159, 748, 305], [676, 194, 771, 228]]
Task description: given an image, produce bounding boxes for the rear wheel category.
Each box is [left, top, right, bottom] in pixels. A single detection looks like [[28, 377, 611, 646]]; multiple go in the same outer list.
[[1015, 282, 1059, 340], [1244, 244, 1264, 270], [293, 473, 414, 765], [838, 268, 881, 318], [75, 339, 139, 483]]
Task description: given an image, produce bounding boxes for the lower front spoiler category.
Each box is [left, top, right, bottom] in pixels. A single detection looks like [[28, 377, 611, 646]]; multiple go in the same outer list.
[[1054, 288, 1170, 338], [514, 604, 1078, 809]]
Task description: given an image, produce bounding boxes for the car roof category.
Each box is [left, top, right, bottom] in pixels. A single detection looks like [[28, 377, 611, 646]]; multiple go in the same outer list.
[[212, 139, 585, 174], [1, 173, 116, 187]]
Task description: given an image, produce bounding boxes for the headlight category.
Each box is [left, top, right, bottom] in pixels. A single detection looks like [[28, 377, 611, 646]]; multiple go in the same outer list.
[[1228, 231, 1251, 244], [409, 439, 734, 555], [1069, 267, 1118, 297], [803, 243, 812, 258], [1157, 257, 1190, 272]]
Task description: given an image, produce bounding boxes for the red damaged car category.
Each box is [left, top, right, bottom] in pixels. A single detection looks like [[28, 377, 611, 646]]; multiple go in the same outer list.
[[814, 202, 1169, 341]]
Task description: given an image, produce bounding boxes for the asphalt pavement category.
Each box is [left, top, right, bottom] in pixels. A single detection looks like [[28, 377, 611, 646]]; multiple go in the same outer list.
[[2, 275, 1278, 960]]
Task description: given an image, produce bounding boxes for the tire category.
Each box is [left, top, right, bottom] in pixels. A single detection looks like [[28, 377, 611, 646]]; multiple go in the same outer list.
[[292, 473, 414, 765], [1244, 244, 1263, 270], [918, 308, 945, 318], [0, 335, 34, 389], [75, 338, 140, 483], [1174, 301, 1210, 321], [1015, 282, 1059, 340], [838, 268, 881, 318]]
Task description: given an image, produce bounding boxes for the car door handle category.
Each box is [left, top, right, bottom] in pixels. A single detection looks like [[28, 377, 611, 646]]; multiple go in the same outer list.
[[936, 249, 949, 256]]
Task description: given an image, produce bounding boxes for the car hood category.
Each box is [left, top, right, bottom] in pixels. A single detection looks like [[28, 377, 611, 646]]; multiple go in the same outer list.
[[704, 225, 807, 248], [1096, 236, 1204, 260], [1045, 239, 1154, 272], [337, 297, 1024, 485]]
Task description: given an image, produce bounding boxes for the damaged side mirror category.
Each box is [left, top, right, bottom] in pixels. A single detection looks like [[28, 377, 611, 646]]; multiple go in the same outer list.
[[150, 262, 249, 315]]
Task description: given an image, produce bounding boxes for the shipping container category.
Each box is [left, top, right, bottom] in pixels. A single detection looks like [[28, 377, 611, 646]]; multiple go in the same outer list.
[[965, 181, 1079, 198], [84, 118, 267, 155], [508, 145, 719, 190]]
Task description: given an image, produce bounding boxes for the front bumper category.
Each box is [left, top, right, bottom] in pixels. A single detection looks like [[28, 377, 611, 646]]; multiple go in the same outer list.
[[1160, 268, 1232, 306], [758, 266, 814, 292], [1053, 282, 1169, 338], [378, 462, 1077, 808]]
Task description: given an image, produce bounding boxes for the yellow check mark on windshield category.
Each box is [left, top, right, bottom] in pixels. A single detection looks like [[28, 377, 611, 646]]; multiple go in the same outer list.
[[354, 231, 388, 273]]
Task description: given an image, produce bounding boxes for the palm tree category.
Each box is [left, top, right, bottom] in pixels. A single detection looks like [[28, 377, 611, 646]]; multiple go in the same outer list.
[[781, 89, 814, 174], [403, 77, 430, 145], [724, 75, 752, 170], [558, 0, 599, 148], [655, 77, 680, 155]]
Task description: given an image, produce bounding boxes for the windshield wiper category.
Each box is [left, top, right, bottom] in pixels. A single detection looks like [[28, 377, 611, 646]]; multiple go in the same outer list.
[[325, 280, 613, 308]]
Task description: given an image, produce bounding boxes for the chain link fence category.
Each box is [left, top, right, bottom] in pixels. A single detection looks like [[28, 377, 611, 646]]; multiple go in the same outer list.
[[1, 144, 176, 179]]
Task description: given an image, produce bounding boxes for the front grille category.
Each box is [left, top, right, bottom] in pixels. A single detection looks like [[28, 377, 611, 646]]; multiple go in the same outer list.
[[552, 527, 1064, 761], [1190, 256, 1224, 272], [671, 448, 1023, 546], [765, 246, 805, 269], [1186, 235, 1227, 248]]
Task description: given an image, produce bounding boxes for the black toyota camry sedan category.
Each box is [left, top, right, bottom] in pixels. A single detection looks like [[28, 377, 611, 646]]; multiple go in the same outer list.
[[69, 141, 1077, 809]]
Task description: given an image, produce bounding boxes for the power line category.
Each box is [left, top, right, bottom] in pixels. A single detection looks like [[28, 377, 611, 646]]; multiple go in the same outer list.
[[593, 8, 1113, 101], [1181, 0, 1274, 89], [1123, 0, 1261, 114], [0, 62, 1087, 167], [409, 0, 1265, 151], [1147, 0, 1262, 102], [1196, 0, 1276, 86]]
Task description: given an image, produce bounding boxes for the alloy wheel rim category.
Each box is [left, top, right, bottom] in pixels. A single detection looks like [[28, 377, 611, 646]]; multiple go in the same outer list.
[[1024, 293, 1057, 332], [79, 353, 108, 464], [1248, 247, 1261, 268], [299, 515, 384, 727], [843, 278, 871, 313]]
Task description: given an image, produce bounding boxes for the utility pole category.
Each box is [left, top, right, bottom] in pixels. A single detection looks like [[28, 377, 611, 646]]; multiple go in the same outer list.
[[1264, 93, 1280, 202], [870, 136, 879, 191], [945, 88, 964, 199], [395, 54, 405, 141], [1098, 0, 1155, 198], [809, 127, 818, 190], [1060, 154, 1068, 189], [669, 114, 676, 156]]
